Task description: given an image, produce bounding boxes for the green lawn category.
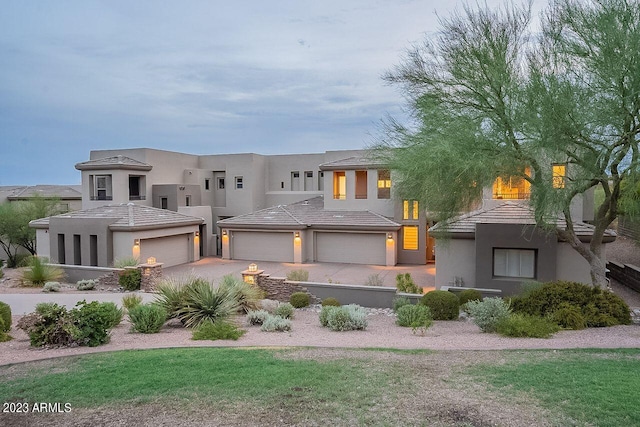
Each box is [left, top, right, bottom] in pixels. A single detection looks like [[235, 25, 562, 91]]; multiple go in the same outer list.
[[1, 347, 639, 426]]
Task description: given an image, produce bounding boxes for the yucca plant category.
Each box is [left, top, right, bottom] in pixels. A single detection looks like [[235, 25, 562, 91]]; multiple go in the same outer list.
[[113, 257, 139, 268], [153, 275, 206, 319], [218, 275, 265, 313], [21, 256, 64, 287], [176, 280, 240, 328]]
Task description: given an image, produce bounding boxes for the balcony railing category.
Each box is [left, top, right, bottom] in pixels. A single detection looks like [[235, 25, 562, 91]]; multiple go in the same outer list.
[[129, 195, 146, 201], [492, 192, 530, 200], [90, 196, 113, 201]]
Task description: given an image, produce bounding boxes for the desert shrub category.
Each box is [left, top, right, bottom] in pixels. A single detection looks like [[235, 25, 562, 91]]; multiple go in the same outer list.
[[192, 320, 245, 340], [76, 279, 96, 291], [119, 268, 141, 291], [177, 280, 239, 328], [396, 304, 433, 330], [551, 303, 587, 330], [496, 314, 561, 338], [320, 304, 368, 331], [218, 275, 265, 313], [275, 302, 295, 319], [69, 301, 115, 346], [321, 297, 341, 307], [396, 273, 423, 294], [154, 277, 198, 319], [517, 281, 545, 297], [0, 317, 11, 342], [128, 304, 167, 333], [289, 292, 310, 308], [0, 267, 3, 280], [21, 257, 64, 287], [43, 282, 61, 292], [420, 290, 460, 320], [122, 294, 143, 312], [510, 281, 631, 327], [246, 309, 270, 326], [364, 273, 384, 286], [464, 297, 512, 333], [10, 253, 31, 268], [458, 289, 483, 305], [0, 301, 12, 332], [114, 257, 139, 268], [261, 315, 292, 332], [259, 299, 279, 313], [392, 296, 412, 312], [286, 269, 309, 282]]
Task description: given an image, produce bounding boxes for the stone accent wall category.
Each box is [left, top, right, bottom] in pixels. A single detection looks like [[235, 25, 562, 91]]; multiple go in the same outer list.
[[256, 274, 320, 304], [96, 270, 123, 288], [608, 261, 640, 292], [140, 263, 163, 292]]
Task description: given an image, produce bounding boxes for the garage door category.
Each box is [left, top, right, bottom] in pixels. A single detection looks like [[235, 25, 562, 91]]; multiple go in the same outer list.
[[140, 234, 190, 267], [316, 232, 385, 265], [232, 231, 293, 262]]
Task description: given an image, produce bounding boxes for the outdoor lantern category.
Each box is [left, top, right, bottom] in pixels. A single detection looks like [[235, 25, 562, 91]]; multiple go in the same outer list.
[[134, 239, 140, 246], [242, 263, 263, 285], [146, 257, 156, 265], [195, 231, 200, 237], [387, 233, 393, 240], [248, 263, 258, 272]]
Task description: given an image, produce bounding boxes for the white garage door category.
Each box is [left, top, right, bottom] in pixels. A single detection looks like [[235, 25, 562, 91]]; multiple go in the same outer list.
[[140, 234, 190, 267], [232, 231, 293, 262], [316, 232, 385, 265]]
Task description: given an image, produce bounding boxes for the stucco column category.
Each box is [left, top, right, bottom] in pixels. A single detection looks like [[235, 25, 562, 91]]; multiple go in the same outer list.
[[221, 230, 230, 259], [386, 232, 397, 266], [293, 231, 302, 264]]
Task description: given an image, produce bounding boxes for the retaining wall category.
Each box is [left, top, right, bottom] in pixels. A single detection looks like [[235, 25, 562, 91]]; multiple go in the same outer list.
[[608, 261, 640, 292]]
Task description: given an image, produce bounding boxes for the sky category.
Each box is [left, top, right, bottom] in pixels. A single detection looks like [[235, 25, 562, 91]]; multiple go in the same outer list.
[[0, 0, 542, 185]]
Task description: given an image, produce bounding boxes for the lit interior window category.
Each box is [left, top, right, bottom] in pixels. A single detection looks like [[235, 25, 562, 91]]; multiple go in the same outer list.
[[403, 226, 419, 250], [333, 171, 346, 200], [492, 168, 531, 200], [552, 164, 566, 189]]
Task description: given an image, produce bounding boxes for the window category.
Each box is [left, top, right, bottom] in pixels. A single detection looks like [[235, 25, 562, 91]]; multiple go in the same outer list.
[[90, 174, 112, 200], [377, 170, 391, 199], [318, 171, 324, 191], [292, 171, 300, 178], [355, 170, 367, 199], [161, 197, 168, 209], [552, 164, 566, 189], [235, 177, 243, 189], [403, 226, 419, 250], [218, 178, 225, 189], [305, 171, 313, 178], [403, 200, 419, 220], [493, 248, 536, 278], [129, 175, 145, 200], [492, 168, 531, 200], [205, 179, 210, 190], [185, 195, 191, 206], [333, 171, 346, 200]]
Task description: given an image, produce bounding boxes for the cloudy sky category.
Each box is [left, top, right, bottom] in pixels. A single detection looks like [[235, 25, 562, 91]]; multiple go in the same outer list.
[[0, 0, 541, 185]]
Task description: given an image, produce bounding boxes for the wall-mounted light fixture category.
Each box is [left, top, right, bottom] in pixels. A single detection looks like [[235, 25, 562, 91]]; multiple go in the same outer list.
[[179, 186, 185, 190], [294, 232, 300, 238], [195, 231, 200, 237], [134, 239, 140, 246], [222, 230, 227, 236], [387, 233, 393, 240]]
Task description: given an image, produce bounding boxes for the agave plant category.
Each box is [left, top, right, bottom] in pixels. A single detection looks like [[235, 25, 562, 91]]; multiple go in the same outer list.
[[218, 275, 265, 313], [176, 280, 240, 328], [21, 256, 64, 287], [153, 275, 206, 319]]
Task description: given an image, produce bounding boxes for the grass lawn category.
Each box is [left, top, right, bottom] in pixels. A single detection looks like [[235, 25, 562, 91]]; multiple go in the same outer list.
[[0, 347, 638, 426]]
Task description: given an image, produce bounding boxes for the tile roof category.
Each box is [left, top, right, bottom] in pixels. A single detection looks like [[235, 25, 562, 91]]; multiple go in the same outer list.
[[75, 155, 153, 171], [7, 185, 82, 200], [30, 204, 203, 230], [430, 201, 616, 240], [319, 155, 386, 170], [218, 197, 400, 230]]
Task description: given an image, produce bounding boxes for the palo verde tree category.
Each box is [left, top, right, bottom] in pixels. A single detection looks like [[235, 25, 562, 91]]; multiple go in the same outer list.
[[374, 0, 640, 286]]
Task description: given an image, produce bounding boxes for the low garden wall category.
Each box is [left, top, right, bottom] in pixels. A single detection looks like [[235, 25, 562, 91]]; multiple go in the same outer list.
[[607, 261, 640, 292], [52, 264, 123, 285]]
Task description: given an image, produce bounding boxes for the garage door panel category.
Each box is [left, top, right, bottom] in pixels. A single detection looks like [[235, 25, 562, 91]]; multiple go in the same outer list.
[[233, 232, 293, 262], [316, 232, 385, 265], [140, 234, 189, 267]]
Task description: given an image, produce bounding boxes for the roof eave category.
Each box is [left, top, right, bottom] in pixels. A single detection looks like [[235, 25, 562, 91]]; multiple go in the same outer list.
[[75, 164, 153, 171]]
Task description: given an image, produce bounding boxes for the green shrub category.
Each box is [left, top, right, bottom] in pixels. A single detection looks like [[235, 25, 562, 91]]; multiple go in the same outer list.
[[0, 301, 12, 332], [128, 304, 167, 333], [17, 303, 77, 347], [218, 275, 265, 313], [76, 279, 96, 291], [71, 301, 122, 346], [289, 292, 310, 308], [420, 290, 460, 320], [321, 297, 341, 307], [364, 273, 384, 286], [246, 309, 269, 326], [192, 320, 245, 341], [396, 273, 423, 294], [154, 277, 200, 319], [261, 315, 292, 332], [392, 296, 412, 312], [21, 257, 64, 287], [177, 280, 239, 328], [119, 268, 141, 291], [275, 302, 295, 319], [43, 282, 61, 292], [458, 289, 483, 305], [496, 314, 561, 338], [0, 316, 11, 342], [464, 297, 512, 333], [11, 253, 31, 268], [510, 281, 632, 327], [114, 257, 139, 268], [396, 304, 433, 330], [551, 303, 587, 330], [286, 269, 309, 282], [320, 304, 368, 331], [122, 294, 143, 312]]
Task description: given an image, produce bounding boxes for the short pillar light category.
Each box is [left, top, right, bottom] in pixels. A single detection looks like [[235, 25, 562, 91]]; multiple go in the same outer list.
[[242, 263, 263, 284], [146, 257, 157, 265]]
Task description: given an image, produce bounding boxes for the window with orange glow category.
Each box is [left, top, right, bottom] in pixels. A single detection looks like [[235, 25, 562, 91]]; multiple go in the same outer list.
[[333, 171, 346, 200], [403, 200, 419, 220], [492, 168, 531, 200], [403, 226, 419, 250], [377, 170, 391, 199], [552, 164, 566, 189]]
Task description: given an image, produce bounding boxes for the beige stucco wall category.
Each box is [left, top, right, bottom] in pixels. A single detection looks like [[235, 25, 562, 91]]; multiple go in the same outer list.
[[556, 243, 594, 285], [434, 239, 476, 288], [36, 229, 50, 259], [112, 225, 199, 266]]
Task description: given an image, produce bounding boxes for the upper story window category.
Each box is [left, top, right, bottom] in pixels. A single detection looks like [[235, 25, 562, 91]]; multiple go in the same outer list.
[[355, 170, 367, 199], [403, 225, 419, 250], [235, 177, 243, 189], [403, 200, 419, 220], [493, 248, 536, 279], [492, 168, 530, 200], [333, 171, 346, 200], [90, 174, 113, 201], [205, 179, 210, 190], [128, 175, 146, 201], [218, 178, 225, 189], [377, 170, 391, 199], [552, 164, 566, 189]]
